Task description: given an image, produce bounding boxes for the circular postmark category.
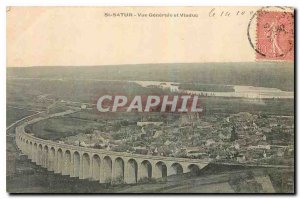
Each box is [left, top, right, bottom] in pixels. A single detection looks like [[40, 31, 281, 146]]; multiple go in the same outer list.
[[247, 6, 294, 61]]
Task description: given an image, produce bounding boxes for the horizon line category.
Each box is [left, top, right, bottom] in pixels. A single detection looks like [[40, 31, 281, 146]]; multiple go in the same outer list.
[[6, 61, 294, 68]]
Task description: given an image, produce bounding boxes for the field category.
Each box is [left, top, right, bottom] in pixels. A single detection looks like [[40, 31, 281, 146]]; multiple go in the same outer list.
[[25, 116, 106, 140], [6, 107, 37, 126], [179, 83, 235, 92], [202, 97, 294, 116]]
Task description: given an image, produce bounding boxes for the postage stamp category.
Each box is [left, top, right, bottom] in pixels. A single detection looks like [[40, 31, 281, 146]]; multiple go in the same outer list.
[[255, 9, 294, 61]]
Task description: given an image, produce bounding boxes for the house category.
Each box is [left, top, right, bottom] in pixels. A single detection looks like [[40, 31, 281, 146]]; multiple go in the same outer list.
[[81, 104, 87, 109]]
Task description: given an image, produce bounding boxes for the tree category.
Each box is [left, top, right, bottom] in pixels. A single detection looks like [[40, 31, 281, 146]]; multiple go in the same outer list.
[[230, 125, 238, 141]]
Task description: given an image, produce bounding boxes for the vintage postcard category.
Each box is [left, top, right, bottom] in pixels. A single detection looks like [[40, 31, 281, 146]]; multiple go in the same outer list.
[[6, 6, 294, 193]]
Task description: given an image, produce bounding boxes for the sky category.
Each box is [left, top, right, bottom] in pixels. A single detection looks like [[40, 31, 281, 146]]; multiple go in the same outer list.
[[7, 7, 261, 67]]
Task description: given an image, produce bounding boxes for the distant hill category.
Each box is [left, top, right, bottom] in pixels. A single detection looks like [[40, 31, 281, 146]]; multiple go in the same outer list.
[[7, 62, 294, 91]]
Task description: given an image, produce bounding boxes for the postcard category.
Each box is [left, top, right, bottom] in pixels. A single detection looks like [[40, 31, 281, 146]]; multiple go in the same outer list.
[[6, 6, 294, 193]]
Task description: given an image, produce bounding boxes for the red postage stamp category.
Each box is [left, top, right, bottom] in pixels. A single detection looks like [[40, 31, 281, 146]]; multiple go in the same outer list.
[[256, 10, 294, 61]]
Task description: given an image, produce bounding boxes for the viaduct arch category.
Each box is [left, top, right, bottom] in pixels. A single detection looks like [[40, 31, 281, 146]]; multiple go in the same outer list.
[[15, 112, 209, 184]]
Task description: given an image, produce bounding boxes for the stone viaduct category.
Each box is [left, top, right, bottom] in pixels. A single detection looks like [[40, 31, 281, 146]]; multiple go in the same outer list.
[[15, 111, 209, 184]]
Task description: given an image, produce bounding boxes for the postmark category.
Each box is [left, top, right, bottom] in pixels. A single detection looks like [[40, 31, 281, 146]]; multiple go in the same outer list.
[[247, 7, 294, 61]]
